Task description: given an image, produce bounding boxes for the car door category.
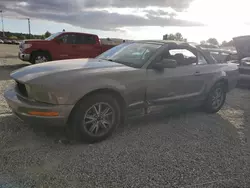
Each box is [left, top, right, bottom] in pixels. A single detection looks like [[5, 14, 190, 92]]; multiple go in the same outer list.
[[55, 33, 78, 60], [74, 34, 101, 58], [146, 48, 206, 105]]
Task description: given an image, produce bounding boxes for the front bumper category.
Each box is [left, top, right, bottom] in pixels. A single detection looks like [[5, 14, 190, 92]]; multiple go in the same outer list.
[[4, 87, 74, 127], [18, 52, 30, 62]]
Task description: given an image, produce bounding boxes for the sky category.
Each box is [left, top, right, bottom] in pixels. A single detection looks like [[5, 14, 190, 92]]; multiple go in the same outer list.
[[0, 0, 250, 43]]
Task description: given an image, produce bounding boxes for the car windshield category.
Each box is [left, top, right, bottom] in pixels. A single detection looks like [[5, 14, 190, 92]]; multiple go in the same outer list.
[[45, 32, 62, 41], [97, 42, 162, 68]]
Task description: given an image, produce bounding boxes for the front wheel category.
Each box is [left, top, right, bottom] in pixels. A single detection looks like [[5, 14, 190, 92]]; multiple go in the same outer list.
[[70, 94, 121, 143], [204, 82, 226, 113], [30, 52, 50, 64]]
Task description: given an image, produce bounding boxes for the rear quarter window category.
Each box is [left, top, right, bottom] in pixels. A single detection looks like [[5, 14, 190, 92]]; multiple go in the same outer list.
[[77, 34, 96, 44]]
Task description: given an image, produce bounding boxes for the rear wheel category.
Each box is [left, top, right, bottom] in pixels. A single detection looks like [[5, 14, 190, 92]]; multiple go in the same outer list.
[[204, 82, 226, 113], [30, 51, 50, 64], [70, 94, 121, 143]]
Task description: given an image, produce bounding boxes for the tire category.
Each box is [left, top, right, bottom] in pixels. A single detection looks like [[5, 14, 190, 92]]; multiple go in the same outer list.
[[30, 51, 50, 64], [70, 93, 121, 143], [204, 82, 226, 113]]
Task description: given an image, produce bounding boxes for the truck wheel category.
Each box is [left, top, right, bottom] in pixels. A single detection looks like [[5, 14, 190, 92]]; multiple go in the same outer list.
[[70, 93, 121, 143], [31, 52, 50, 64], [204, 82, 226, 113]]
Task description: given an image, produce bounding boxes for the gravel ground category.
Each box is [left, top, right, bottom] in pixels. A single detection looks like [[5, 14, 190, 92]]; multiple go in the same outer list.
[[0, 50, 250, 187]]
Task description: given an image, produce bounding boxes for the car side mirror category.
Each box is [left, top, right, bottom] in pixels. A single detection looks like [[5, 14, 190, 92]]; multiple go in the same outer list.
[[153, 59, 177, 70]]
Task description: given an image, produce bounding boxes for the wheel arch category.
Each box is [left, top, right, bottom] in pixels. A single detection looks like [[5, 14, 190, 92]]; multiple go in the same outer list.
[[67, 88, 127, 125], [213, 78, 229, 92], [30, 49, 52, 63], [207, 70, 229, 93]]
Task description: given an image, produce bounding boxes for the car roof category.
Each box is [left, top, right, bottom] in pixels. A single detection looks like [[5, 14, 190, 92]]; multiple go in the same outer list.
[[62, 31, 98, 36], [136, 40, 198, 49]]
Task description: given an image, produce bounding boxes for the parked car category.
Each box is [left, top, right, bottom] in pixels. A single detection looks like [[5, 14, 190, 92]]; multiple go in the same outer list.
[[235, 57, 250, 87], [198, 44, 219, 49], [0, 39, 4, 44], [4, 39, 12, 44], [202, 48, 238, 64], [18, 32, 117, 64], [4, 41, 239, 143], [233, 35, 250, 86], [11, 40, 20, 45]]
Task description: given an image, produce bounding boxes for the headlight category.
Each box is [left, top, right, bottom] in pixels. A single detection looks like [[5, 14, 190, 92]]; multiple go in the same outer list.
[[23, 43, 32, 49], [25, 84, 58, 104]]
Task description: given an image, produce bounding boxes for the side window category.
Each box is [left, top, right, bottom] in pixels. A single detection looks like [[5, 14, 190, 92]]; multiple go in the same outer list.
[[197, 52, 208, 65], [58, 34, 77, 44], [168, 48, 197, 66], [58, 34, 68, 43], [76, 34, 96, 44]]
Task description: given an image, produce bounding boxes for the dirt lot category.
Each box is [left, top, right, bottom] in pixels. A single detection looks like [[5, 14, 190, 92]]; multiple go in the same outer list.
[[0, 44, 250, 188]]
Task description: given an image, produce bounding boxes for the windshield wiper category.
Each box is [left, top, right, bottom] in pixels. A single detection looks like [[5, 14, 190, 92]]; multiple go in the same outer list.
[[106, 59, 114, 62]]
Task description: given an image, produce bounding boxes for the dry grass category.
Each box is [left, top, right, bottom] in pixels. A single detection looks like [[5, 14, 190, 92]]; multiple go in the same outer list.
[[0, 44, 24, 67], [0, 44, 19, 58]]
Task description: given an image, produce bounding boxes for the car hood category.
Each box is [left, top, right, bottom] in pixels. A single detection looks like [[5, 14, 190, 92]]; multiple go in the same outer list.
[[11, 58, 129, 83], [233, 35, 250, 59], [19, 39, 49, 49], [23, 39, 44, 43]]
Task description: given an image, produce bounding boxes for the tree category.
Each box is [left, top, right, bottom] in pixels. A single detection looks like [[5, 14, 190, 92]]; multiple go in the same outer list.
[[163, 32, 187, 41], [227, 40, 234, 46], [221, 41, 228, 47], [163, 34, 168, 40], [221, 40, 234, 47], [206, 38, 219, 46], [200, 40, 206, 45], [40, 35, 46, 39], [44, 31, 51, 38], [175, 32, 184, 41]]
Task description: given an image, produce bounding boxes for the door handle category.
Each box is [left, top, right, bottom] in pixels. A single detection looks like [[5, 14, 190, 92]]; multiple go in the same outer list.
[[194, 71, 202, 76]]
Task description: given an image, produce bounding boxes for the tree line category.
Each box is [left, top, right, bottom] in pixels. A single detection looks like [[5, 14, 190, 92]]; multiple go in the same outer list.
[[0, 31, 52, 40], [163, 32, 233, 47]]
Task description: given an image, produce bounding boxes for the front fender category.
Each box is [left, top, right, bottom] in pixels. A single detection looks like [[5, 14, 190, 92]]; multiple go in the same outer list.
[[66, 77, 127, 104]]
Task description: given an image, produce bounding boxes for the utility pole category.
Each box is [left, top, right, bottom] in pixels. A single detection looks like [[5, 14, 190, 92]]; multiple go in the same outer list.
[[27, 18, 31, 39], [0, 10, 4, 37]]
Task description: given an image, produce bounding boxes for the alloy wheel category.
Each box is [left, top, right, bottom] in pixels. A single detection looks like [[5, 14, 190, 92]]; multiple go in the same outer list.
[[35, 55, 47, 63], [83, 102, 115, 136], [211, 87, 224, 109]]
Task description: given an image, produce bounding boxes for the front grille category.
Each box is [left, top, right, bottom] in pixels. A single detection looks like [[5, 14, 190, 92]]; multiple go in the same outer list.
[[16, 81, 28, 97], [19, 41, 24, 52], [239, 68, 250, 75]]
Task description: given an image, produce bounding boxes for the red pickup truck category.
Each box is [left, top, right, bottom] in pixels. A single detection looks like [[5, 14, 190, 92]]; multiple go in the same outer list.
[[18, 32, 117, 64]]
